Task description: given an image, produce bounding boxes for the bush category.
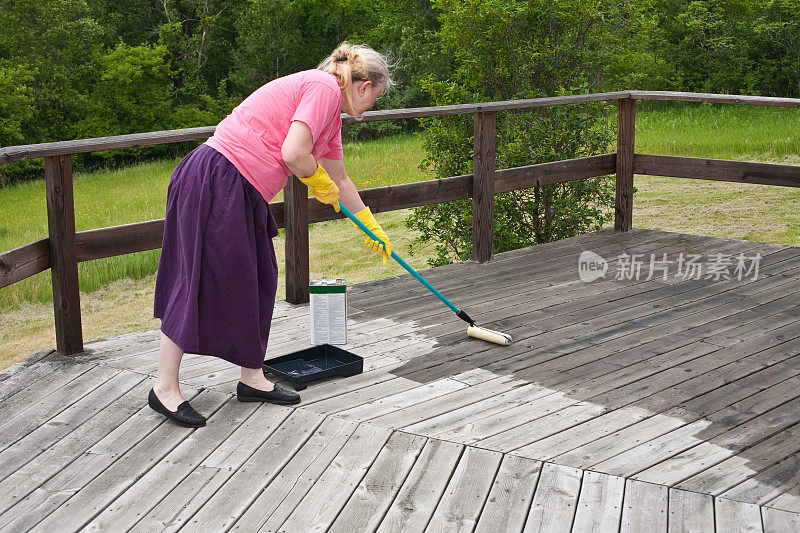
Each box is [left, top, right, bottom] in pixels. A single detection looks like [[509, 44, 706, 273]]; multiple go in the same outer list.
[[407, 0, 647, 265], [408, 103, 616, 266]]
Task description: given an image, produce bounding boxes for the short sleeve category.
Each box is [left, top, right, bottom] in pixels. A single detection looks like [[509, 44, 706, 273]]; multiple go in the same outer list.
[[291, 81, 341, 144], [323, 129, 344, 160]]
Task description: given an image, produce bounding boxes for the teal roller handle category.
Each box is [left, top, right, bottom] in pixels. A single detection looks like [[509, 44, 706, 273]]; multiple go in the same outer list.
[[339, 203, 460, 315]]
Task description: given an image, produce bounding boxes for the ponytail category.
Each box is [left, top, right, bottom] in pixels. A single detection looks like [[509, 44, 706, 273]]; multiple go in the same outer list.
[[318, 42, 394, 120]]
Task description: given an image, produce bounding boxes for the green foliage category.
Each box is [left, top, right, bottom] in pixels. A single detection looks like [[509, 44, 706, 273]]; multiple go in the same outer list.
[[750, 0, 800, 97], [173, 80, 242, 128], [651, 0, 754, 93], [72, 42, 191, 170], [0, 65, 34, 146], [0, 0, 107, 182], [231, 0, 381, 94], [648, 0, 800, 97], [0, 0, 106, 145], [0, 0, 248, 182], [3, 0, 800, 188], [406, 0, 641, 266], [90, 0, 249, 98], [77, 43, 172, 138], [343, 0, 453, 140]]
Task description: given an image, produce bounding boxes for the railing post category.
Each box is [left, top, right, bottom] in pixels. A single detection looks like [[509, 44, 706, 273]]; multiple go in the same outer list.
[[473, 111, 497, 263], [284, 175, 310, 304], [44, 155, 83, 355], [615, 97, 635, 231]]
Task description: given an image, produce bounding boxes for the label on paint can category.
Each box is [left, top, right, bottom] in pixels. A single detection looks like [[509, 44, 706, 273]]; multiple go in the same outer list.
[[309, 277, 347, 345]]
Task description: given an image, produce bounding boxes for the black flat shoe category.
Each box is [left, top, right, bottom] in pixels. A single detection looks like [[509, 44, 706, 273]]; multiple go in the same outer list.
[[237, 381, 301, 405], [148, 389, 206, 427]]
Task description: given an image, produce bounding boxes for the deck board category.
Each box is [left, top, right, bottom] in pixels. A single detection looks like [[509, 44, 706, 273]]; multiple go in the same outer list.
[[0, 379, 152, 517], [621, 479, 669, 532], [474, 454, 542, 533], [182, 408, 326, 531], [668, 489, 714, 532], [3, 228, 800, 531], [522, 462, 583, 533], [84, 398, 262, 530], [376, 438, 464, 532], [571, 470, 626, 532], [0, 369, 145, 481], [423, 445, 503, 533], [715, 498, 764, 533], [328, 431, 427, 533], [29, 389, 230, 533]]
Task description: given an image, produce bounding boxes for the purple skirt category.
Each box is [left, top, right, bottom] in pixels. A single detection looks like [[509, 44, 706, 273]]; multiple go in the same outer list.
[[154, 144, 279, 368]]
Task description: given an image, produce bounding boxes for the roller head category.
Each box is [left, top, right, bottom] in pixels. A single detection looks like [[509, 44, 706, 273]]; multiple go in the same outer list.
[[467, 326, 512, 346]]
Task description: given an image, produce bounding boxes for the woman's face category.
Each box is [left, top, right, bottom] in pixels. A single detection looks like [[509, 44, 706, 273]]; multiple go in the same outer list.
[[349, 80, 385, 116]]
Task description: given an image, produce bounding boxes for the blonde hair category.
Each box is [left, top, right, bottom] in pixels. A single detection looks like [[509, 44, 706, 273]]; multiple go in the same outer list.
[[318, 42, 394, 120]]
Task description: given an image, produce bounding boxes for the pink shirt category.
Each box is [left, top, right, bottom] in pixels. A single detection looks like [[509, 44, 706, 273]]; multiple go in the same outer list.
[[205, 69, 344, 202]]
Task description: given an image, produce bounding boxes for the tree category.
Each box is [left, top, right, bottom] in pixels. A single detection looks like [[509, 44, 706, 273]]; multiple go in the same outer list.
[[77, 43, 173, 138], [0, 0, 105, 182], [0, 64, 37, 186], [89, 0, 248, 101], [0, 65, 34, 147], [648, 0, 761, 95], [407, 0, 654, 265], [0, 0, 106, 143], [231, 0, 382, 95], [750, 0, 800, 97], [341, 0, 454, 140]]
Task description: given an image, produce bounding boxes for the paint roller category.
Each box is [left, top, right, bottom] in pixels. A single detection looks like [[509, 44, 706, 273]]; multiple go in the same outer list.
[[339, 203, 512, 346]]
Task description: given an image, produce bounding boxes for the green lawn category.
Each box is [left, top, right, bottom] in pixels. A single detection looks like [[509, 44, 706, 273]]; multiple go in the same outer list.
[[2, 103, 800, 367], [0, 133, 434, 312], [635, 101, 800, 161], [632, 102, 800, 245]]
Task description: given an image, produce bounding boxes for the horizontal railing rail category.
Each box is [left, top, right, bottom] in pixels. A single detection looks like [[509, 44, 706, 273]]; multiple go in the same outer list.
[[0, 93, 632, 164], [1, 91, 799, 355], [0, 153, 618, 288], [4, 91, 800, 165], [633, 154, 800, 187]]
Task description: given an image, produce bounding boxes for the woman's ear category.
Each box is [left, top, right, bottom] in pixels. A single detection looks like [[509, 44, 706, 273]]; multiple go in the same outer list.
[[358, 80, 372, 96]]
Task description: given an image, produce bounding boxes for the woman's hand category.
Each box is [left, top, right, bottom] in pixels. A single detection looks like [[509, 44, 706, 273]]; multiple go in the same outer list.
[[297, 164, 340, 212], [352, 207, 391, 265], [316, 159, 390, 265]]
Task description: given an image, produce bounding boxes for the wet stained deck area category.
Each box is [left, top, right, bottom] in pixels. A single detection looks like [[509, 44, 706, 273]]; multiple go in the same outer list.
[[2, 228, 800, 532]]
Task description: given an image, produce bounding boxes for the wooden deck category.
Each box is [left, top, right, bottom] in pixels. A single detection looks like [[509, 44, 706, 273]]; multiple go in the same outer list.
[[2, 228, 800, 532]]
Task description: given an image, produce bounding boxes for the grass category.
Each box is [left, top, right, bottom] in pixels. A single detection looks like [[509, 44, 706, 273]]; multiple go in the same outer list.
[[632, 102, 800, 245], [636, 101, 800, 161], [0, 133, 432, 311], [2, 103, 800, 368]]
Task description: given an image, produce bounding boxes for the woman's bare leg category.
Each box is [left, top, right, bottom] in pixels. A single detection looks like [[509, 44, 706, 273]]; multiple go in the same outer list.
[[154, 331, 186, 411], [240, 366, 275, 391]]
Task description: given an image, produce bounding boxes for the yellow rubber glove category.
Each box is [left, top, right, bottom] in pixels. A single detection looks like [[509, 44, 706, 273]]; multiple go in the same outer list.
[[352, 207, 392, 266], [297, 164, 340, 212]]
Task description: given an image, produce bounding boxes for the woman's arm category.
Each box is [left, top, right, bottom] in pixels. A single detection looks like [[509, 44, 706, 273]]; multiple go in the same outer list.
[[280, 121, 317, 178], [318, 157, 366, 213], [319, 156, 391, 265]]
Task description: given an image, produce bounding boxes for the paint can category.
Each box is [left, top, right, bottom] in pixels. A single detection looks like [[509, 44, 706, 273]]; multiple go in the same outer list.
[[309, 277, 347, 345]]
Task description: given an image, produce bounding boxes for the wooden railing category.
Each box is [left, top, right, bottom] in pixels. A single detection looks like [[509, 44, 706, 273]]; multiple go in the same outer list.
[[1, 91, 799, 356]]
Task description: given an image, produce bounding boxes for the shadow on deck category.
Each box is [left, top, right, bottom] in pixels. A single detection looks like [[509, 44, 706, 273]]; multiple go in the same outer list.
[[2, 228, 800, 532]]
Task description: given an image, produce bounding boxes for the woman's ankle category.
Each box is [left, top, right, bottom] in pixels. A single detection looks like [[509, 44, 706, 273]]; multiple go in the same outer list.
[[240, 369, 274, 391], [153, 381, 184, 408]]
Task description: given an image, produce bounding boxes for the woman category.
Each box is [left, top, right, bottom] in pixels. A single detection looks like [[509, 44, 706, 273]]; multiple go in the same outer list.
[[149, 43, 393, 427]]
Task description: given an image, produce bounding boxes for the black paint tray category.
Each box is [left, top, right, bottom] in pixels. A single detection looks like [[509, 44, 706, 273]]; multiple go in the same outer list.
[[262, 344, 363, 391]]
